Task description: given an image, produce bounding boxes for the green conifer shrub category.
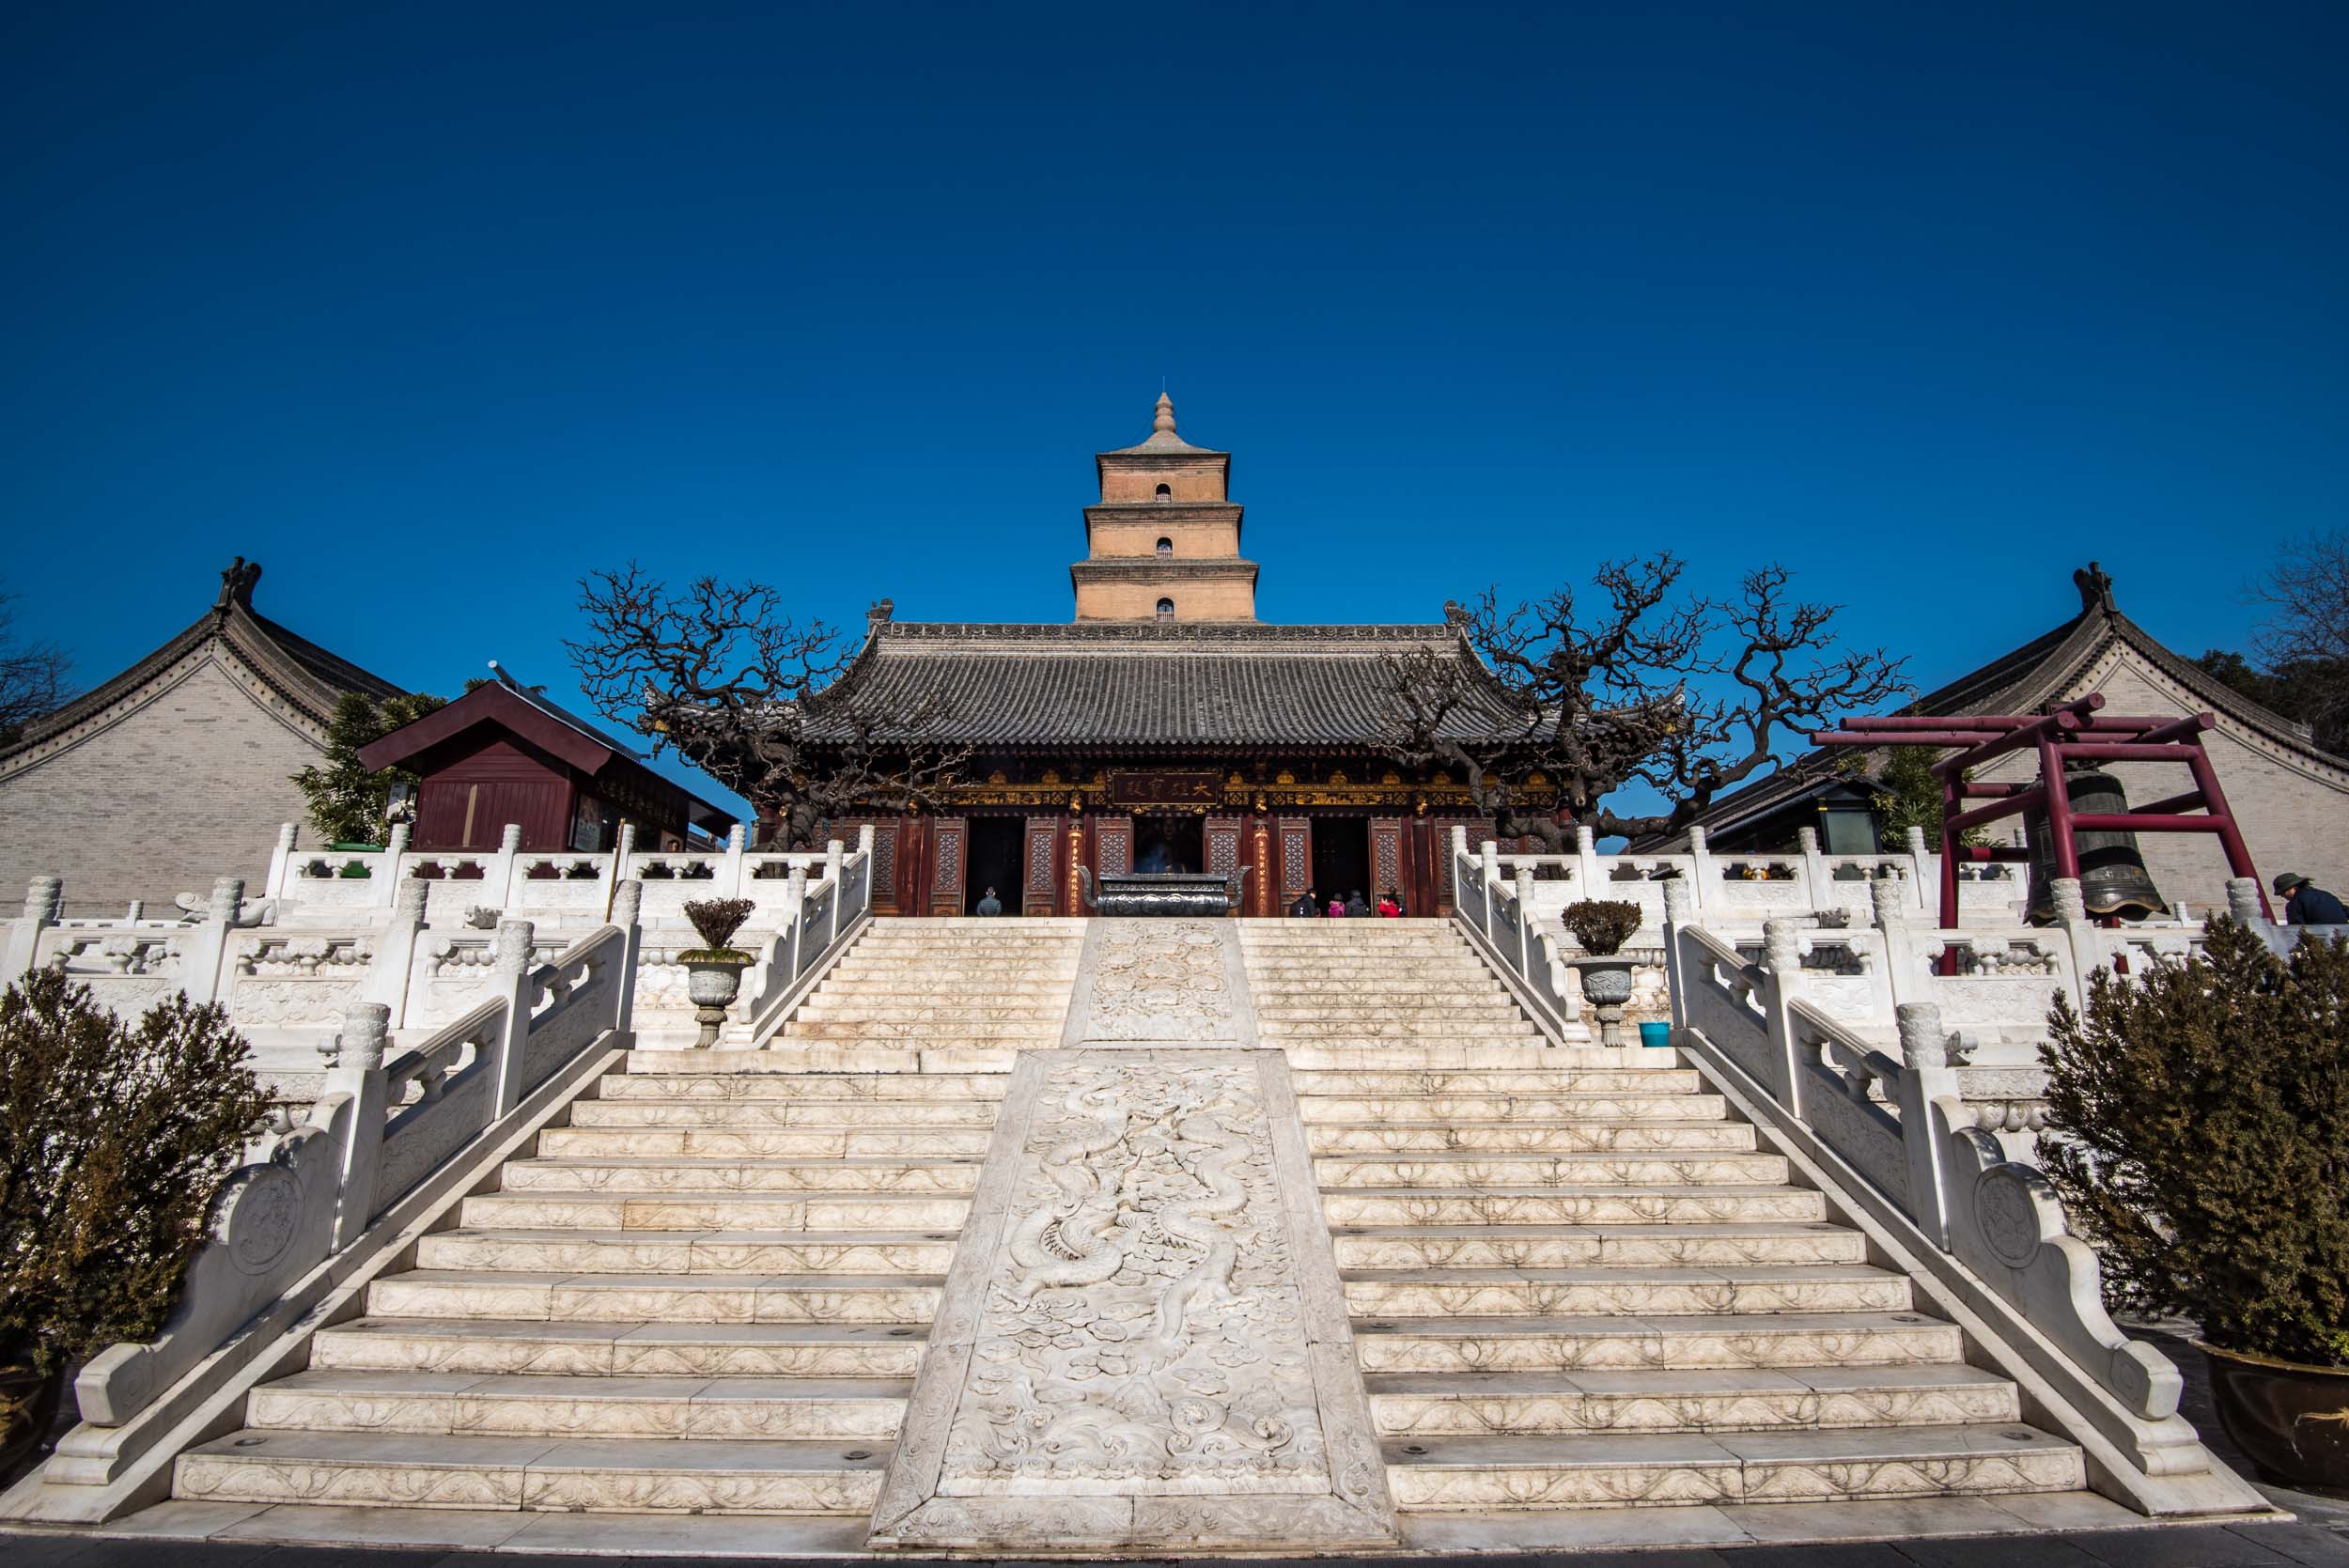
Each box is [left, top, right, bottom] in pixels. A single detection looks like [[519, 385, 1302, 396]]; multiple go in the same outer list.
[[0, 971, 271, 1374], [289, 691, 446, 845], [2037, 920, 2349, 1368]]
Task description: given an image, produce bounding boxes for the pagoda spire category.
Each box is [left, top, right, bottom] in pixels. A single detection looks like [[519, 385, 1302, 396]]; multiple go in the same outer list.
[[1152, 391, 1177, 438]]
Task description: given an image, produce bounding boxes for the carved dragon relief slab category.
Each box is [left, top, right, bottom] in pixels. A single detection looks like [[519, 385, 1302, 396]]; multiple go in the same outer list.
[[1057, 919, 1260, 1048], [870, 1048, 1396, 1551]]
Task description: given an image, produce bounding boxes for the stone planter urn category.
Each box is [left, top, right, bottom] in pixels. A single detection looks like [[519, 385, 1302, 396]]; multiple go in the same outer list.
[[1568, 955, 1637, 1048], [681, 952, 752, 1048], [2200, 1342, 2349, 1490]]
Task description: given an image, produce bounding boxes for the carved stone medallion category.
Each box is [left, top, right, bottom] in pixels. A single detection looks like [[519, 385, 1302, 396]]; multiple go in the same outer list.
[[1058, 919, 1260, 1048], [870, 1049, 1396, 1551]]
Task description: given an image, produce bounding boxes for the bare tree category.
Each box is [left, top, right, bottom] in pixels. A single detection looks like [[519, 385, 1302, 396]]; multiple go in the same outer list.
[[1382, 555, 1906, 847], [0, 584, 73, 744], [568, 567, 969, 849], [2249, 529, 2349, 755]]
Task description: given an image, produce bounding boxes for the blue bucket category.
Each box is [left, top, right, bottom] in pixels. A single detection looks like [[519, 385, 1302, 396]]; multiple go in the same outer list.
[[1638, 1021, 1672, 1049]]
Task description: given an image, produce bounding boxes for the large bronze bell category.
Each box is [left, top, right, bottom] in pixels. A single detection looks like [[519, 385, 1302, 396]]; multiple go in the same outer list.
[[2024, 768, 2168, 924]]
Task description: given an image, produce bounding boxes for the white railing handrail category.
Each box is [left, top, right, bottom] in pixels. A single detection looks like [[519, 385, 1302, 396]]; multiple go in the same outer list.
[[63, 882, 646, 1440], [1658, 890, 2259, 1505]]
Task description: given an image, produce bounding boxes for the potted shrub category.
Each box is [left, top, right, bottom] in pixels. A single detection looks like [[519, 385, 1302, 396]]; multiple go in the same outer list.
[[2037, 919, 2349, 1489], [1560, 899, 1644, 1048], [0, 970, 269, 1481], [679, 896, 759, 1048]]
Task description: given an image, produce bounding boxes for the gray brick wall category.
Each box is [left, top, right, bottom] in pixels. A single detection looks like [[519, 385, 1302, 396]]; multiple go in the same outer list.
[[0, 655, 323, 915]]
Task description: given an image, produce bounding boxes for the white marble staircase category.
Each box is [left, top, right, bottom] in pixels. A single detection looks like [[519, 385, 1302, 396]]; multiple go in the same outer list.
[[161, 924, 1097, 1522], [1305, 1066, 2082, 1511]]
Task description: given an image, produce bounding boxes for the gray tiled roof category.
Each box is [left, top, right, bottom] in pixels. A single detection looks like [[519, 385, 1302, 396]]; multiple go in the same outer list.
[[816, 621, 1519, 750]]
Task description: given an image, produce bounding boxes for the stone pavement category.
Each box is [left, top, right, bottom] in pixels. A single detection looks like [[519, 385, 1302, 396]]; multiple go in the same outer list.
[[3, 1515, 2348, 1566]]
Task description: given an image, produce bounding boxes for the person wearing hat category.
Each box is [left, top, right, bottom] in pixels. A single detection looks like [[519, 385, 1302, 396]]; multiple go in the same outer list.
[[2274, 872, 2347, 926]]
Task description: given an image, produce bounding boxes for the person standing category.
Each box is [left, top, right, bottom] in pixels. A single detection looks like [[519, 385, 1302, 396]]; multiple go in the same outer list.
[[1377, 890, 1401, 917], [1289, 887, 1321, 917], [1345, 889, 1370, 918], [1327, 893, 1347, 918], [2275, 872, 2348, 925], [974, 885, 1003, 917]]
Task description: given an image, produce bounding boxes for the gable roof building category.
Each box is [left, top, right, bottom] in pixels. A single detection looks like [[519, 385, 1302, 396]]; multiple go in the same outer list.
[[0, 559, 407, 914], [1633, 564, 2349, 914]]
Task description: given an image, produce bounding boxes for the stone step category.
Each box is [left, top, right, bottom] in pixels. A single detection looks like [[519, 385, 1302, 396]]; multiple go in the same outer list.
[[791, 1003, 1071, 1022], [1321, 1186, 1828, 1228], [1341, 1264, 1913, 1319], [1366, 1363, 2021, 1437], [568, 1098, 1001, 1129], [1352, 1312, 1966, 1374], [817, 978, 1072, 997], [599, 1069, 1010, 1097], [175, 1430, 891, 1514], [1284, 1046, 1622, 1071], [1315, 1152, 1791, 1188], [1308, 1122, 1755, 1155], [498, 1157, 981, 1194], [1378, 1423, 2083, 1511], [367, 1270, 942, 1324], [1293, 1068, 1698, 1095], [249, 1369, 912, 1441], [310, 1319, 929, 1378], [1255, 1004, 1528, 1023], [537, 1126, 996, 1158], [1330, 1222, 1867, 1271], [1263, 1023, 1544, 1042], [1248, 984, 1511, 1001], [758, 1047, 1019, 1075], [1298, 1094, 1727, 1123], [415, 1229, 959, 1277], [462, 1191, 972, 1233], [780, 1020, 1065, 1042]]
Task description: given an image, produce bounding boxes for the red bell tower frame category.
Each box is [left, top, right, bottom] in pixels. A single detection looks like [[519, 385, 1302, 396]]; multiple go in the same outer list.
[[1811, 692, 2270, 932]]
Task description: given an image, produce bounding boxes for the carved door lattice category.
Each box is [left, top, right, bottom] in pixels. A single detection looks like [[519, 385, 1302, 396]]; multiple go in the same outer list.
[[1278, 816, 1311, 897], [1024, 817, 1058, 917], [929, 816, 966, 917], [1371, 815, 1404, 905], [1206, 814, 1243, 908], [1095, 815, 1133, 877]]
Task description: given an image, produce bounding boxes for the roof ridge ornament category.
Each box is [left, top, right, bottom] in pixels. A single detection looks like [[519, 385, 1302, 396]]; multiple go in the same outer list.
[[214, 557, 261, 615], [1153, 391, 1177, 439], [2074, 561, 2116, 614]]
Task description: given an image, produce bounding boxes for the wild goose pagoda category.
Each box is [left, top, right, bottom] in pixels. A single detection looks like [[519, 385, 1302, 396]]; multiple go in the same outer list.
[[818, 394, 1524, 919]]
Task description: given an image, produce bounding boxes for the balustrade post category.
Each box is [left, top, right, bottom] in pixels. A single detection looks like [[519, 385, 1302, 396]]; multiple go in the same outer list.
[[611, 880, 644, 1042], [783, 864, 809, 979], [1761, 918, 1806, 1114], [856, 825, 877, 917], [824, 838, 846, 948], [2048, 876, 2092, 1009], [1892, 1002, 1958, 1248], [1903, 826, 1933, 912], [721, 823, 749, 898], [1797, 825, 1828, 907], [182, 877, 244, 1006], [1870, 877, 1914, 1014], [366, 877, 430, 1027], [1687, 826, 1714, 911], [613, 821, 638, 887], [1575, 823, 1601, 893], [265, 822, 299, 903], [324, 1003, 392, 1249], [487, 920, 535, 1117], [1660, 878, 1695, 1031], [490, 825, 523, 911], [1513, 866, 1536, 973], [1479, 840, 1500, 933], [4, 876, 62, 979], [377, 823, 412, 907]]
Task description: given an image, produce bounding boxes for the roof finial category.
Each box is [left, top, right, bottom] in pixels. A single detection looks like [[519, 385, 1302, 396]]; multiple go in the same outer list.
[[2073, 561, 2116, 614], [1152, 391, 1176, 438]]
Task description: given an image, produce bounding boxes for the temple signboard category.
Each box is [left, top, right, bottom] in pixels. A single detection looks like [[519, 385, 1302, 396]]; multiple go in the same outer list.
[[1105, 770, 1221, 808]]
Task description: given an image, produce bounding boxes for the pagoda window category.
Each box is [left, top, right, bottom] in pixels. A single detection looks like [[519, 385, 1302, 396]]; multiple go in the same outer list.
[[1155, 483, 1172, 502], [1156, 598, 1174, 621], [1156, 537, 1173, 557]]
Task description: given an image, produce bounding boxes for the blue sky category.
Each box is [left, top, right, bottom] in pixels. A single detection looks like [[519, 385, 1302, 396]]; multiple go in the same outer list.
[[6, 1, 2343, 815]]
